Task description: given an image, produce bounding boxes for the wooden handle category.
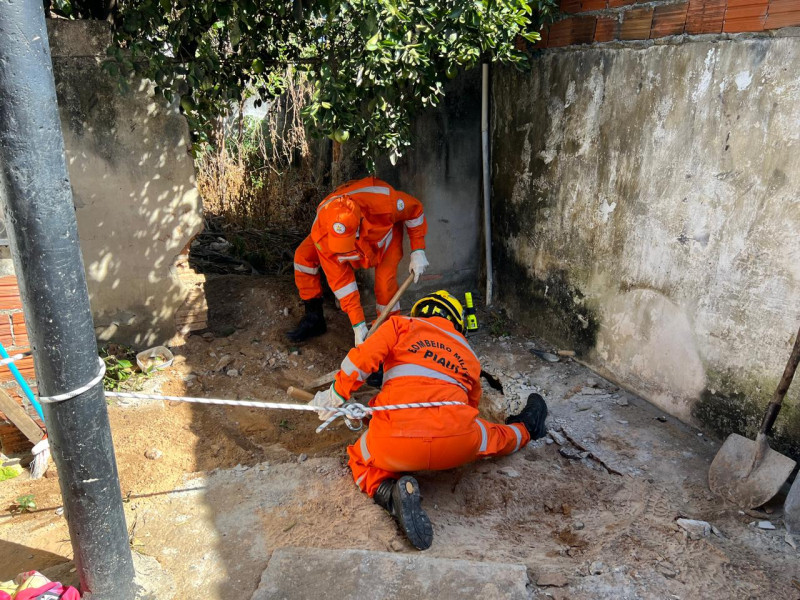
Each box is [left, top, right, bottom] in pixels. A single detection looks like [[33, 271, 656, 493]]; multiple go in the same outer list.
[[287, 386, 315, 401], [760, 323, 800, 435], [367, 273, 415, 336]]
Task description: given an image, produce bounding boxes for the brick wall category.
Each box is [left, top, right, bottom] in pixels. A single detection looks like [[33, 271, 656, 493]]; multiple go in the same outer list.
[[0, 276, 40, 455], [534, 0, 800, 47]]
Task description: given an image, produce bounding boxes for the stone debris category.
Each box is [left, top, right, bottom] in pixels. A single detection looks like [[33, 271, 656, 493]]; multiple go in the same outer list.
[[616, 398, 629, 406], [757, 521, 776, 530], [498, 466, 521, 478], [589, 561, 605, 575], [227, 368, 240, 377], [548, 430, 567, 446], [144, 448, 163, 460], [573, 521, 585, 530], [676, 518, 711, 539], [213, 354, 234, 371], [785, 533, 797, 550], [559, 447, 588, 460], [297, 453, 308, 463]]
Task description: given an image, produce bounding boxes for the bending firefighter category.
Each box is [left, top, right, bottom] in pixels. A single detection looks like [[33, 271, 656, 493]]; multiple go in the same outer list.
[[288, 176, 429, 346], [309, 291, 548, 549]]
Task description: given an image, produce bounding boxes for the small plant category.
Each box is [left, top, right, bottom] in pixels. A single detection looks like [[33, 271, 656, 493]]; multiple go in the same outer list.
[[13, 494, 36, 514], [100, 344, 154, 393]]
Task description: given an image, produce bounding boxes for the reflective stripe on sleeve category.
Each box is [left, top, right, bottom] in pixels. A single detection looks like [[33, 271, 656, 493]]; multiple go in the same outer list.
[[294, 262, 319, 275], [356, 473, 366, 486], [337, 254, 361, 263], [359, 431, 371, 460], [476, 420, 488, 452], [383, 364, 467, 393], [333, 281, 359, 299], [405, 214, 425, 228], [511, 423, 523, 452], [342, 356, 368, 381]]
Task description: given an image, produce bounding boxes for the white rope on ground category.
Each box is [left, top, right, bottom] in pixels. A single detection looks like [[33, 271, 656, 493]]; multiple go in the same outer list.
[[105, 390, 465, 433]]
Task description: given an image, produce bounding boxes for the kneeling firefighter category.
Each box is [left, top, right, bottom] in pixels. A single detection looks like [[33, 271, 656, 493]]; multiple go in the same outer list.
[[309, 290, 548, 549]]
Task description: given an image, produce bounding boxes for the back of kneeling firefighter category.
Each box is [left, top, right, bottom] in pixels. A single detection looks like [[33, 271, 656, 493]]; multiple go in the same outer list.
[[309, 290, 548, 550]]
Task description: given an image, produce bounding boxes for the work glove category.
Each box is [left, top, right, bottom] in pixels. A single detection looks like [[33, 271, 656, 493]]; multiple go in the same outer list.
[[353, 321, 369, 346], [408, 250, 429, 283], [309, 385, 344, 421]]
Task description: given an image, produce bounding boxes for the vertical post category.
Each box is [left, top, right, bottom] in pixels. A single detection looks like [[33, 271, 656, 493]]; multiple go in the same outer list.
[[0, 2, 136, 598], [481, 63, 493, 306]]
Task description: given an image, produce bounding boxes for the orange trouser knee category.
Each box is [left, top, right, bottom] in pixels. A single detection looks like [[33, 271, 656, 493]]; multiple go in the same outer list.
[[294, 235, 323, 300], [373, 225, 404, 317], [348, 419, 530, 496]]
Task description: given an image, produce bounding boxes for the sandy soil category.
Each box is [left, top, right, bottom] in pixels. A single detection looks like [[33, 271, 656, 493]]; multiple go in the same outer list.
[[1, 275, 798, 599]]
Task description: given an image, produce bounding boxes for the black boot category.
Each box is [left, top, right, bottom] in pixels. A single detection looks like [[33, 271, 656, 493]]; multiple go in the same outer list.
[[374, 476, 433, 550], [286, 298, 326, 342], [506, 393, 548, 440]]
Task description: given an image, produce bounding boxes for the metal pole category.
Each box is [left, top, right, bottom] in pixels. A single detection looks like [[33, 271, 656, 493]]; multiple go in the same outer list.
[[481, 63, 493, 306], [0, 2, 136, 598]]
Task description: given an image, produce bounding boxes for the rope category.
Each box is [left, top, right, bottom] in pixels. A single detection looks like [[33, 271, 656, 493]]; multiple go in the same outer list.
[[39, 357, 107, 404], [105, 390, 464, 433], [6, 351, 464, 433]]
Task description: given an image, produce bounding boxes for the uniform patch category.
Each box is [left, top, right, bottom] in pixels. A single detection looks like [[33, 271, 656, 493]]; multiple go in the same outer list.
[[333, 222, 346, 234], [396, 199, 405, 211]]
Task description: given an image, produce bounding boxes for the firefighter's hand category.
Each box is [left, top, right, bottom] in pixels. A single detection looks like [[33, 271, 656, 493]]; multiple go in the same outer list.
[[353, 321, 369, 346], [309, 386, 343, 421], [409, 250, 429, 283]]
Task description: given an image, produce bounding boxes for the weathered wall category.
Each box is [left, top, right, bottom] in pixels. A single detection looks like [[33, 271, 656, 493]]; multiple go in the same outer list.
[[48, 20, 203, 346], [493, 32, 800, 453]]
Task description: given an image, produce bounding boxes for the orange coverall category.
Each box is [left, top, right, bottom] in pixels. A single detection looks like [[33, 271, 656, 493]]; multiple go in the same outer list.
[[331, 315, 531, 497], [293, 177, 427, 326]]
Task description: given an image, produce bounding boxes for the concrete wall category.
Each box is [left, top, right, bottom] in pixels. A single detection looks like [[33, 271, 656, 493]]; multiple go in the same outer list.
[[48, 20, 203, 346], [492, 32, 800, 454]]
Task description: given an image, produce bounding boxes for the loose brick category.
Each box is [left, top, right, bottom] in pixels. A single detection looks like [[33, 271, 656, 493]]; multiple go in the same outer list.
[[765, 0, 800, 27], [10, 312, 28, 348], [595, 15, 622, 40], [548, 16, 598, 46], [651, 2, 689, 36], [686, 0, 727, 33], [0, 276, 21, 310], [620, 6, 655, 39]]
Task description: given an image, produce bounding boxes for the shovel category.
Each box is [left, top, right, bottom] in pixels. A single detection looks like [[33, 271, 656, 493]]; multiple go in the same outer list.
[[708, 323, 800, 509], [301, 272, 415, 390]]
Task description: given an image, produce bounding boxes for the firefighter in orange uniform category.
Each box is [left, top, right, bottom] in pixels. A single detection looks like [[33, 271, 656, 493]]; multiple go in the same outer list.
[[309, 291, 548, 549], [287, 176, 429, 345]]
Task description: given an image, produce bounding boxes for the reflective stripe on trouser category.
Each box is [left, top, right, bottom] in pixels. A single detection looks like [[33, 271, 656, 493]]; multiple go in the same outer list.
[[373, 224, 404, 316], [347, 419, 531, 497], [293, 235, 323, 300]]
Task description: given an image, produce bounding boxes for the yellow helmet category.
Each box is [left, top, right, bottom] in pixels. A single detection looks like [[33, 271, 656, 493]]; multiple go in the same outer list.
[[410, 290, 466, 334]]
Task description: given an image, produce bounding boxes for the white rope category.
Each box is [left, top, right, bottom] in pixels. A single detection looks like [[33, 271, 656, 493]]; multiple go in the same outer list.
[[0, 351, 31, 367], [104, 390, 464, 433], [39, 357, 107, 404]]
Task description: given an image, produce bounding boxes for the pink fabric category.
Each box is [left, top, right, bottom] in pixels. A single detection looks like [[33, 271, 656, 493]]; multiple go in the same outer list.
[[15, 582, 80, 600]]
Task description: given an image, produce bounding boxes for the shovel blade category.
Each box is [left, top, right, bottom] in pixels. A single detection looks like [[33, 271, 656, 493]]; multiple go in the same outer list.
[[785, 477, 800, 536], [708, 433, 796, 509]]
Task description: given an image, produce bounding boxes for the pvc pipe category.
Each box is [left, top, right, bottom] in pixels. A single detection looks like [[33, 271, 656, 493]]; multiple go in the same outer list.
[[481, 63, 493, 305], [0, 341, 44, 422], [0, 3, 136, 597]]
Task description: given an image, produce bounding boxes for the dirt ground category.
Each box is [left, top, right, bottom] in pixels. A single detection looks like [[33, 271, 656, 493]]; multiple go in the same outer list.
[[1, 275, 799, 599]]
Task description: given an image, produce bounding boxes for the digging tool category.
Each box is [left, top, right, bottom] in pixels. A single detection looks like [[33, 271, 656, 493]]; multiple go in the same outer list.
[[303, 273, 415, 390], [708, 323, 800, 509]]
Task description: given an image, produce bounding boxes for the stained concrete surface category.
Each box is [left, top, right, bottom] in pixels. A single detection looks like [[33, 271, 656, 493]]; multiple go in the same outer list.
[[47, 20, 203, 346], [492, 33, 800, 448], [251, 548, 531, 600]]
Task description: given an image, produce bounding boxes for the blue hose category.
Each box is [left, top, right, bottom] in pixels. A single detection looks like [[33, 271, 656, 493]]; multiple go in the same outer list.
[[0, 340, 44, 422]]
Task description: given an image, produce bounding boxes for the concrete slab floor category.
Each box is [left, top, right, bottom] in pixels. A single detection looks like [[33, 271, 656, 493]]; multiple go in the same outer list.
[[0, 276, 797, 599]]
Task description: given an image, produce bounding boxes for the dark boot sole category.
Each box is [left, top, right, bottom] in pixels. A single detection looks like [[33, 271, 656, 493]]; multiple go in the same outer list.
[[392, 476, 433, 550], [285, 322, 327, 343]]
